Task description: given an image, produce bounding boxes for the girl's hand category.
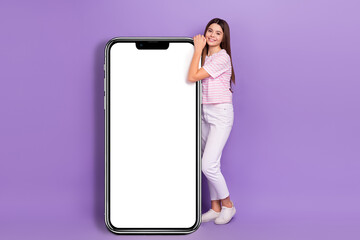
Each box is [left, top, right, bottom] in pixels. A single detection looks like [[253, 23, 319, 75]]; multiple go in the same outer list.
[[193, 34, 206, 53]]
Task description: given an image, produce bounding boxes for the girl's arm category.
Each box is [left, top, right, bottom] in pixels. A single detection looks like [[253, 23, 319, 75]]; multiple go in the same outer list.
[[188, 35, 210, 82]]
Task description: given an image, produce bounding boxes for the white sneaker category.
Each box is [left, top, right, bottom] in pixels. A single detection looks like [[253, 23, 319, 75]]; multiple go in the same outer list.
[[202, 209, 221, 222], [214, 202, 236, 224]]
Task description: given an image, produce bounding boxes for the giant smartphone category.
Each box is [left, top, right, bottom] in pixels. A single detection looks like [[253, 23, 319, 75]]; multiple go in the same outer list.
[[104, 37, 201, 234]]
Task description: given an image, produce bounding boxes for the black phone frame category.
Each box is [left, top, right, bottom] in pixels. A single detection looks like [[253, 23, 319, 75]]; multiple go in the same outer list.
[[104, 37, 201, 235]]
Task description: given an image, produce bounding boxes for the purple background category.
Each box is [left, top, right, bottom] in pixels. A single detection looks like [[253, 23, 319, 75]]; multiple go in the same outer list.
[[1, 0, 360, 239]]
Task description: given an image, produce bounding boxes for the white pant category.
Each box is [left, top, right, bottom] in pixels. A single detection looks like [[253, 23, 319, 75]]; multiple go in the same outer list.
[[201, 103, 234, 200]]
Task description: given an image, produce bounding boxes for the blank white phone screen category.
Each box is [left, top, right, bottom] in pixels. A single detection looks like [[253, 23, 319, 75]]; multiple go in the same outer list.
[[110, 42, 197, 228]]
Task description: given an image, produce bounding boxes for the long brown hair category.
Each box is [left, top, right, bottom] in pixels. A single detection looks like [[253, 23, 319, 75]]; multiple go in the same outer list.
[[201, 18, 235, 91]]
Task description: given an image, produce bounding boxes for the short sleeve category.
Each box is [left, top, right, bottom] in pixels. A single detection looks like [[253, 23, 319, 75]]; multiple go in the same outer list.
[[203, 54, 231, 79]]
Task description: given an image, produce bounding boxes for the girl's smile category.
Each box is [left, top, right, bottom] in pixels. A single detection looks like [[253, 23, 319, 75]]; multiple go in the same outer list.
[[206, 36, 220, 45]]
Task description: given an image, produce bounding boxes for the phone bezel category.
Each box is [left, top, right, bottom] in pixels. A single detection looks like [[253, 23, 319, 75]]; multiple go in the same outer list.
[[104, 37, 201, 235]]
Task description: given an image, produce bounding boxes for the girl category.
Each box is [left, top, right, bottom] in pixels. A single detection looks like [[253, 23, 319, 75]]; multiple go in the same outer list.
[[188, 18, 236, 224]]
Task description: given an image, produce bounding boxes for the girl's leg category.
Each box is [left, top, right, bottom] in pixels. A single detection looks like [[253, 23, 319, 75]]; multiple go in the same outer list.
[[201, 124, 232, 200], [202, 108, 220, 211], [211, 200, 221, 212], [207, 155, 223, 212], [221, 195, 233, 208], [202, 103, 234, 202], [202, 103, 236, 224]]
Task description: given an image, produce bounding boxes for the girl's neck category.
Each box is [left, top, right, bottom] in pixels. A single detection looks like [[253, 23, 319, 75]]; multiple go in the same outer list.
[[207, 46, 222, 57]]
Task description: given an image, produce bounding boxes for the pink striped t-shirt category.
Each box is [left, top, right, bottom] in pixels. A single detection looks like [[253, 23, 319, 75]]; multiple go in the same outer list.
[[201, 49, 233, 104]]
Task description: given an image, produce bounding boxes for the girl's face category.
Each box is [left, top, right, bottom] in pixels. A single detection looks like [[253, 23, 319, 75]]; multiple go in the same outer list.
[[205, 23, 224, 47]]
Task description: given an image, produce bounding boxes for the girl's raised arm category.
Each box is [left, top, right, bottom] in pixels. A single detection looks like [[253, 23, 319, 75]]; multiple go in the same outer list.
[[188, 35, 210, 82]]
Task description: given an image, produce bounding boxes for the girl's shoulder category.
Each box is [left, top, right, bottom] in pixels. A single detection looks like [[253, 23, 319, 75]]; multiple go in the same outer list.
[[206, 49, 230, 60], [221, 49, 231, 61], [208, 49, 231, 65]]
